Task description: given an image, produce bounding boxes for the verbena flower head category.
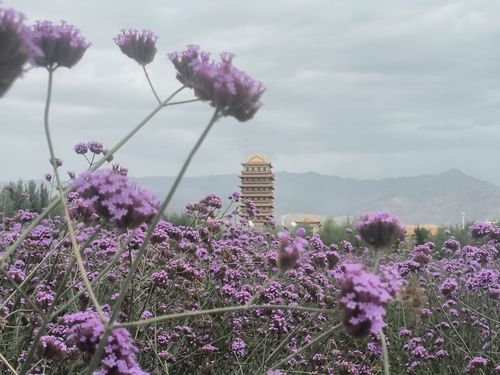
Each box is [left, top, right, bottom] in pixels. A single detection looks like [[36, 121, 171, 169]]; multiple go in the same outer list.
[[114, 29, 158, 65], [277, 231, 308, 272], [439, 277, 458, 296], [71, 168, 160, 229], [73, 142, 88, 155], [169, 46, 265, 121], [38, 335, 67, 361], [32, 20, 89, 69], [168, 44, 210, 87], [356, 211, 405, 248], [63, 311, 147, 374], [465, 357, 489, 373], [86, 140, 104, 154], [0, 7, 37, 97], [469, 221, 495, 239], [243, 198, 256, 219], [338, 263, 394, 337]]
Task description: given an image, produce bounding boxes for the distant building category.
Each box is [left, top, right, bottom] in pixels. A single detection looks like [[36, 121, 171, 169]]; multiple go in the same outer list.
[[295, 215, 322, 235], [240, 154, 274, 225]]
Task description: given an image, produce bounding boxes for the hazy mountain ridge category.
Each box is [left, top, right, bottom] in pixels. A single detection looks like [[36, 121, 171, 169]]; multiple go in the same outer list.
[[3, 169, 499, 225], [131, 169, 500, 225]]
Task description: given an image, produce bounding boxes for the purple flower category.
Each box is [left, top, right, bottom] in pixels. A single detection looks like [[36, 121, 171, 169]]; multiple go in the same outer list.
[[356, 211, 405, 248], [243, 198, 256, 219], [169, 46, 265, 121], [71, 168, 160, 229], [399, 328, 412, 336], [277, 231, 308, 272], [228, 191, 241, 202], [168, 44, 210, 88], [193, 53, 265, 121], [439, 278, 458, 296], [38, 335, 67, 361], [412, 243, 433, 266], [443, 238, 460, 251], [201, 344, 218, 354], [230, 337, 246, 357], [87, 140, 104, 154], [49, 157, 63, 168], [466, 269, 499, 291], [74, 142, 88, 154], [469, 222, 494, 239], [64, 311, 147, 374], [32, 21, 90, 69], [0, 8, 38, 97], [295, 227, 306, 238], [114, 29, 158, 65], [337, 263, 394, 337], [466, 357, 489, 373]]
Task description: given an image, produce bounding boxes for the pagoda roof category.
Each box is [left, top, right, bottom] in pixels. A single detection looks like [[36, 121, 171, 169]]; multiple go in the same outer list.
[[242, 154, 272, 165]]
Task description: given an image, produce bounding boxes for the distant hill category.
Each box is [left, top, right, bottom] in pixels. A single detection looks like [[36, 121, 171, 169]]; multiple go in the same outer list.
[[131, 169, 500, 225]]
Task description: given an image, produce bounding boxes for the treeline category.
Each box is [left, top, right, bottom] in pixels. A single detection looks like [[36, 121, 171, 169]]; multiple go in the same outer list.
[[317, 216, 474, 250], [0, 180, 51, 218]]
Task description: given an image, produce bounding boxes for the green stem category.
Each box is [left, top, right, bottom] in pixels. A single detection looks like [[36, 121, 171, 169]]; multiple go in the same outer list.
[[42, 68, 105, 321], [427, 276, 471, 354], [0, 268, 45, 318], [142, 65, 161, 105], [86, 108, 221, 374], [118, 304, 335, 328], [164, 98, 200, 106], [380, 330, 390, 375], [266, 323, 342, 372], [0, 351, 18, 375]]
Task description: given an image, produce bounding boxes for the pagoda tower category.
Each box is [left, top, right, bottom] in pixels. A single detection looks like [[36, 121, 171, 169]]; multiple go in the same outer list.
[[240, 154, 274, 225]]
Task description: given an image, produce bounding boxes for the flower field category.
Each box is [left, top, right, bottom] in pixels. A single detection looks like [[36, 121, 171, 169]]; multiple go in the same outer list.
[[1, 5, 499, 375]]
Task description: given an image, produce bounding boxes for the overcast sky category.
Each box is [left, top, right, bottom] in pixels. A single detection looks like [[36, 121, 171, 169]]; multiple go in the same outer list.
[[2, 0, 500, 186]]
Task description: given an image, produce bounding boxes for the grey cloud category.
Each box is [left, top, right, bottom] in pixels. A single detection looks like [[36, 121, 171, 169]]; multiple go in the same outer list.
[[2, 0, 500, 187]]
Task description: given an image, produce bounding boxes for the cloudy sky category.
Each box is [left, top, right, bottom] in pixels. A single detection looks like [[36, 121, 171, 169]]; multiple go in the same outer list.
[[2, 0, 500, 186]]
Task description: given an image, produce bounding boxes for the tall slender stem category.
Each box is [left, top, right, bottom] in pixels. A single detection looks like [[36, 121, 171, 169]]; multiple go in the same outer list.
[[380, 330, 391, 375], [142, 65, 161, 105], [0, 351, 18, 375], [86, 108, 220, 374], [266, 323, 341, 372], [41, 68, 105, 322], [118, 304, 335, 328]]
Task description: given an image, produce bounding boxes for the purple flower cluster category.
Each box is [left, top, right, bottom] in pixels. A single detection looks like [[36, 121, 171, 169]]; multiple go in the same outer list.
[[169, 45, 265, 121], [242, 198, 256, 219], [469, 221, 500, 241], [337, 263, 395, 337], [439, 277, 458, 296], [63, 311, 147, 374], [277, 231, 308, 272], [38, 335, 67, 361], [1, 191, 498, 373], [356, 211, 406, 249], [32, 20, 90, 69], [185, 193, 222, 219], [0, 8, 38, 97], [114, 29, 158, 65], [71, 168, 160, 229]]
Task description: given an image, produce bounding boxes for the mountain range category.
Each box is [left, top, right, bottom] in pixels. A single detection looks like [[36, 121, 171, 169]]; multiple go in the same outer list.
[[131, 169, 500, 225]]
